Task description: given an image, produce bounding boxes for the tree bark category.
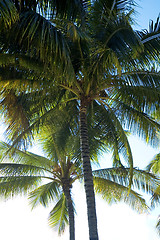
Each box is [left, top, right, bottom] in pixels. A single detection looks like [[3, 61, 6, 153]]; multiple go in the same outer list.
[[80, 101, 99, 240], [63, 184, 75, 240]]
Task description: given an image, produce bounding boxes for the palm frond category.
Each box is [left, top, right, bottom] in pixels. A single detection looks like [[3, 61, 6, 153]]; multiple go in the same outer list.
[[91, 10, 142, 72], [34, 0, 90, 22], [0, 0, 18, 28], [1, 90, 31, 147], [0, 141, 52, 169], [0, 162, 46, 176], [91, 0, 136, 21], [94, 176, 149, 213], [140, 16, 160, 45], [102, 103, 133, 172], [150, 183, 160, 208], [4, 107, 56, 150], [0, 175, 42, 198], [107, 80, 160, 146], [4, 95, 79, 151], [136, 16, 160, 65], [93, 167, 160, 207], [117, 101, 160, 146], [0, 53, 46, 74], [156, 215, 160, 236], [146, 153, 160, 174], [48, 193, 68, 235], [120, 70, 160, 89], [10, 11, 74, 77], [29, 181, 61, 208]]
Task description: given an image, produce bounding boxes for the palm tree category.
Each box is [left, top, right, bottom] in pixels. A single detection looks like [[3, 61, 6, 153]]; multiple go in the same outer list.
[[1, 139, 160, 239], [0, 114, 82, 240], [0, 141, 77, 239], [1, 1, 160, 239]]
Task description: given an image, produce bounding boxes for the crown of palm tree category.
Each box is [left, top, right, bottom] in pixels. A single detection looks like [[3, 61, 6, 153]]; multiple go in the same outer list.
[[0, 1, 160, 239], [0, 138, 160, 236]]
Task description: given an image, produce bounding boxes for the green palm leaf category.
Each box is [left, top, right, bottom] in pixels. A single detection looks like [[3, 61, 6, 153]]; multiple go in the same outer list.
[[0, 141, 52, 169], [0, 176, 41, 198], [146, 153, 160, 174], [48, 193, 68, 235], [0, 53, 45, 75], [93, 167, 160, 208], [0, 162, 46, 176], [29, 181, 61, 208], [116, 101, 160, 146], [137, 16, 160, 64], [94, 177, 149, 213], [12, 11, 74, 75], [32, 0, 90, 21], [96, 103, 133, 175], [145, 153, 160, 208], [156, 215, 160, 236], [0, 0, 18, 27]]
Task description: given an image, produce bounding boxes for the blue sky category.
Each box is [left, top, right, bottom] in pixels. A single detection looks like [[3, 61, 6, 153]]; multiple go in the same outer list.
[[135, 0, 160, 30], [0, 1, 160, 240]]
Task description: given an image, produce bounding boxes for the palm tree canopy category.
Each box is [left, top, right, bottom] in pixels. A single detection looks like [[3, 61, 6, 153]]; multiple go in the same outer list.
[[0, 1, 160, 152], [0, 138, 79, 234], [0, 139, 160, 215], [0, 1, 160, 239]]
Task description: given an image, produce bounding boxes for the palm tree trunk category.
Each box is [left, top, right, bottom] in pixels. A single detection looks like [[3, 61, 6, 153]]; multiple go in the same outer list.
[[80, 101, 99, 240], [63, 184, 75, 240]]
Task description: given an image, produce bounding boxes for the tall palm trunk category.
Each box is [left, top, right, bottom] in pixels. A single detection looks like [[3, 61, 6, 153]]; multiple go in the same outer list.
[[80, 100, 99, 240], [63, 183, 75, 240]]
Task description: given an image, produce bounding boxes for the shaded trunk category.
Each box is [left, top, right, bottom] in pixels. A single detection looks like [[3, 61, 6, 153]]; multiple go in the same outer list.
[[63, 184, 75, 240], [80, 101, 99, 240]]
